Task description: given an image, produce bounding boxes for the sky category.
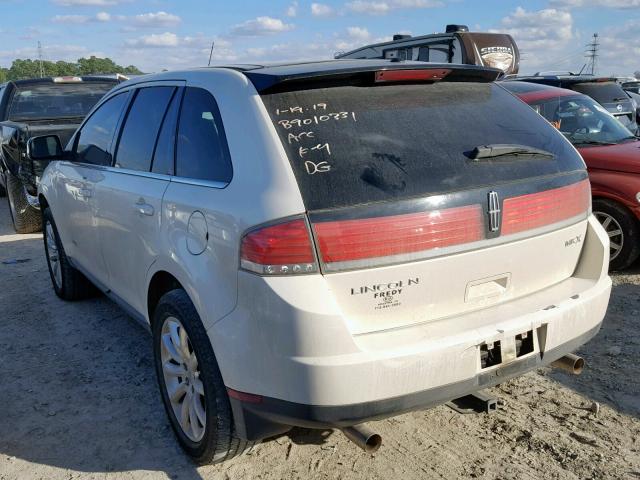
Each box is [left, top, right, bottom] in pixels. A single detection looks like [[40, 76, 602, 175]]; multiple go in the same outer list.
[[1, 0, 639, 76]]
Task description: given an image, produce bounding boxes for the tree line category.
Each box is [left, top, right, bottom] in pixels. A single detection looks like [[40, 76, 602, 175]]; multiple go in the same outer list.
[[0, 56, 143, 82]]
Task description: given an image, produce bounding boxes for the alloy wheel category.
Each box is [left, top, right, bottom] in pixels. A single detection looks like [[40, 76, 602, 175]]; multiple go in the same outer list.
[[45, 221, 62, 289], [160, 316, 206, 442], [594, 211, 624, 261]]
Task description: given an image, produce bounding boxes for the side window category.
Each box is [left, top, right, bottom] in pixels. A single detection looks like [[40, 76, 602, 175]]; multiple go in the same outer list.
[[75, 93, 128, 166], [428, 43, 450, 63], [152, 88, 182, 175], [176, 87, 232, 183], [114, 86, 175, 172], [451, 39, 462, 64]]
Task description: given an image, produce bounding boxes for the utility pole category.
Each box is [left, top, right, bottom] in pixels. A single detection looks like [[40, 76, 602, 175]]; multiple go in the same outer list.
[[585, 33, 599, 76], [208, 41, 215, 67], [37, 41, 44, 78]]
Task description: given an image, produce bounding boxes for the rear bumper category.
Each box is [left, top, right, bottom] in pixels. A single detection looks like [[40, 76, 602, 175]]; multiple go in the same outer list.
[[230, 321, 603, 440], [212, 215, 612, 441]]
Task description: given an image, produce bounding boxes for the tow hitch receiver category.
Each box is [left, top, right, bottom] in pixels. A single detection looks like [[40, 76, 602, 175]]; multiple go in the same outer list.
[[447, 389, 500, 414]]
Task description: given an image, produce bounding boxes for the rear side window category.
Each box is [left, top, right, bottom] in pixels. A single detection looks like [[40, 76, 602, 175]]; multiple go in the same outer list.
[[176, 87, 232, 183], [261, 83, 585, 211], [75, 92, 128, 166], [115, 86, 175, 172], [152, 88, 182, 176]]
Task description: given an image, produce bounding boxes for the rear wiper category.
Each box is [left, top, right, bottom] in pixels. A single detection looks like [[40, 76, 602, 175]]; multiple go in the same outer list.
[[469, 144, 555, 161]]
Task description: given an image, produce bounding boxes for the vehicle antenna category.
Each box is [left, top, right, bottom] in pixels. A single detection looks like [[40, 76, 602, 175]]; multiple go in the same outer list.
[[585, 33, 599, 76], [37, 41, 44, 78], [208, 41, 215, 67]]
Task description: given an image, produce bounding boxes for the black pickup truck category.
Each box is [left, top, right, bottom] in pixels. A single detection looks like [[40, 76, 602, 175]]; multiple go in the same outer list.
[[0, 75, 120, 233]]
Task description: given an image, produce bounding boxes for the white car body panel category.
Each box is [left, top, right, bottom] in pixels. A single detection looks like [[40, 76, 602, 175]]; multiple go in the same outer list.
[[37, 65, 612, 435]]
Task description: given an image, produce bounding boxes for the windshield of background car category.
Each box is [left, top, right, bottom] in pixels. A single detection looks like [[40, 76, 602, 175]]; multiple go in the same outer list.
[[571, 82, 629, 105], [532, 95, 633, 146], [8, 82, 115, 121], [261, 82, 585, 211]]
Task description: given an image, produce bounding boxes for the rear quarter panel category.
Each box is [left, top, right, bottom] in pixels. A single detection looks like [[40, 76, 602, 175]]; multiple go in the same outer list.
[[147, 69, 307, 329], [588, 168, 640, 219]]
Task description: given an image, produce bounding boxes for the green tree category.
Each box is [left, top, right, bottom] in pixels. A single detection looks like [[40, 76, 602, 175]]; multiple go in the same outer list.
[[2, 56, 143, 81]]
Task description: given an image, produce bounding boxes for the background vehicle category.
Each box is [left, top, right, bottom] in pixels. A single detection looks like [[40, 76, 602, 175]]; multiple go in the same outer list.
[[503, 81, 640, 270], [508, 75, 638, 135], [336, 24, 520, 75], [36, 60, 610, 464], [620, 79, 640, 94], [0, 76, 120, 233]]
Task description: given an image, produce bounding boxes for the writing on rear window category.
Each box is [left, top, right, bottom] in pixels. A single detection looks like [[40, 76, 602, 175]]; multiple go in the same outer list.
[[273, 103, 357, 176]]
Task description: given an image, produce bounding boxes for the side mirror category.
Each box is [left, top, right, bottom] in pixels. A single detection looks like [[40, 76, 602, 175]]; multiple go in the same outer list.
[[27, 135, 63, 161]]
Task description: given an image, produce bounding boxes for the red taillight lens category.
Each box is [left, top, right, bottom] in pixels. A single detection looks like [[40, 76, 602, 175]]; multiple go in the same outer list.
[[240, 218, 318, 275], [313, 204, 484, 268], [375, 69, 451, 83], [502, 180, 590, 236]]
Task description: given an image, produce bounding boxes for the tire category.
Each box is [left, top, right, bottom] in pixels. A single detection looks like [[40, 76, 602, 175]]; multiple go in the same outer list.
[[6, 170, 41, 233], [152, 289, 253, 464], [593, 199, 640, 271], [43, 207, 96, 300]]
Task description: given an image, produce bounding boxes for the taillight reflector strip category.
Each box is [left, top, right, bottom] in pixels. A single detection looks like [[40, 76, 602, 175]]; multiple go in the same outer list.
[[502, 180, 590, 236], [313, 204, 484, 265], [240, 218, 318, 275]]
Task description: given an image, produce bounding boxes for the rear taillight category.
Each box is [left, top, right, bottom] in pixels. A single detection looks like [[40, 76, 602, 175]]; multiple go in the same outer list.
[[502, 180, 590, 236], [313, 204, 484, 270], [240, 218, 318, 275]]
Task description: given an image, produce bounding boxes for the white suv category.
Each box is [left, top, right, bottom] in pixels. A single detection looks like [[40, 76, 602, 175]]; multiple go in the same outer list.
[[34, 60, 612, 464]]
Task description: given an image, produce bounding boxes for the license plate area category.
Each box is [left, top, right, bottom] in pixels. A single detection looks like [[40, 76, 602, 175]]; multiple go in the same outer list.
[[480, 329, 536, 369]]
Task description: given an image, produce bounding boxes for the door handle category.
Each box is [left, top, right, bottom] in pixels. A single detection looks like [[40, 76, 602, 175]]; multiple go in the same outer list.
[[135, 199, 154, 216]]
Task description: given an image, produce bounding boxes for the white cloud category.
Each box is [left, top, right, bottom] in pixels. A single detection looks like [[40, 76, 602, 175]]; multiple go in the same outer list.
[[126, 32, 179, 47], [286, 1, 298, 17], [95, 11, 111, 22], [346, 26, 371, 41], [550, 0, 640, 7], [120, 34, 237, 72], [52, 14, 90, 24], [311, 3, 335, 16], [231, 16, 294, 36], [346, 0, 442, 15], [490, 7, 576, 72], [133, 11, 181, 27]]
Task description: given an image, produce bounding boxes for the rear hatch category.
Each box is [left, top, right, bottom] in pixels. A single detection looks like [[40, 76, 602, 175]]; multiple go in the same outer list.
[[570, 81, 636, 131], [256, 67, 590, 334]]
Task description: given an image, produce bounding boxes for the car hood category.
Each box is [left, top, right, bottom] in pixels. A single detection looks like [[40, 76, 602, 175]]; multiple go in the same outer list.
[[579, 139, 640, 174]]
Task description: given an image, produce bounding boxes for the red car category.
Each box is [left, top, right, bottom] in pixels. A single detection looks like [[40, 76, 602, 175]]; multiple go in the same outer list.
[[503, 81, 640, 270]]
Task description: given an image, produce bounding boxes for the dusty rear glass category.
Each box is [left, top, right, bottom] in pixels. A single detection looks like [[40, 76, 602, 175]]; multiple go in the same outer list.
[[571, 82, 629, 104], [8, 82, 115, 121], [261, 83, 584, 211]]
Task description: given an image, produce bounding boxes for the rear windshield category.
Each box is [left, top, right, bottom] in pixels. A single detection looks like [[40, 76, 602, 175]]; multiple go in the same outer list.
[[571, 82, 628, 104], [8, 82, 115, 121], [261, 82, 584, 211]]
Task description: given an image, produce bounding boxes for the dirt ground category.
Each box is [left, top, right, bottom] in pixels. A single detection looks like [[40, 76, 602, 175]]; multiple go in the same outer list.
[[0, 200, 638, 480]]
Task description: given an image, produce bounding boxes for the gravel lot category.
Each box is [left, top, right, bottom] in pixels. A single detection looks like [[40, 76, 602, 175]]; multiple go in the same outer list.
[[0, 199, 638, 480]]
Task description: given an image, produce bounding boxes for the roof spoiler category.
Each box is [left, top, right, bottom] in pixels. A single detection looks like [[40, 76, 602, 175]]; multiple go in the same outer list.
[[246, 64, 503, 94]]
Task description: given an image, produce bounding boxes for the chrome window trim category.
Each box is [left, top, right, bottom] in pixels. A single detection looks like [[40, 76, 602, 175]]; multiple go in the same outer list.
[[170, 176, 228, 189]]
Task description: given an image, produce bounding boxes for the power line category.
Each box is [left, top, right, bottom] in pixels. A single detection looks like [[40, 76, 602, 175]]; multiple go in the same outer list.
[[37, 41, 44, 78], [585, 33, 599, 76]]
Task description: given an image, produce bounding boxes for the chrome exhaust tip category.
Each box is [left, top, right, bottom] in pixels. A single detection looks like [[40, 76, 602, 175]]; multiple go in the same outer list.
[[341, 424, 382, 453], [551, 353, 585, 375]]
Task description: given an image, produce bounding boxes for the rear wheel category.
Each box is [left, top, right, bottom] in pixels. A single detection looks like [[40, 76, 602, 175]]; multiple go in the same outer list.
[[43, 207, 96, 300], [152, 289, 253, 464], [593, 199, 640, 271], [6, 171, 41, 233]]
